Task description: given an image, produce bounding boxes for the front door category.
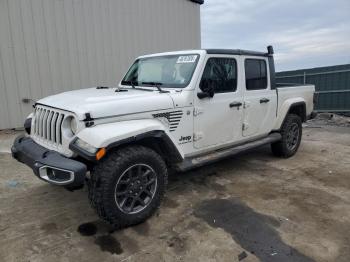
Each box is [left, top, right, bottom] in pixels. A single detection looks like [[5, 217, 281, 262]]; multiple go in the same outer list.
[[242, 58, 277, 137], [194, 56, 243, 149]]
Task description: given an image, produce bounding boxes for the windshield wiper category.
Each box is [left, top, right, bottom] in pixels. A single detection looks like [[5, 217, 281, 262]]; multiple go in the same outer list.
[[121, 80, 153, 92], [122, 80, 136, 88], [130, 80, 137, 89], [141, 82, 169, 93]]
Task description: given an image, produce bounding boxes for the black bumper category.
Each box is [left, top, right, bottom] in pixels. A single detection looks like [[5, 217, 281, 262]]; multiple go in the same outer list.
[[308, 111, 318, 120], [11, 135, 87, 187]]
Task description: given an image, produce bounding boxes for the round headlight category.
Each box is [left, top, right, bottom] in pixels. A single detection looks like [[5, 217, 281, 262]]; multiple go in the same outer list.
[[70, 117, 78, 134]]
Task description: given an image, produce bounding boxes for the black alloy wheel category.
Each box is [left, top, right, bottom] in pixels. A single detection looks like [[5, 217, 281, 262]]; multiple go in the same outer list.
[[286, 122, 300, 151], [115, 164, 158, 214], [271, 114, 302, 158]]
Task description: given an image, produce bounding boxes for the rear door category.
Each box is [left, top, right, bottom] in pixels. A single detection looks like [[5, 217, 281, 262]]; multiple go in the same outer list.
[[193, 55, 243, 149], [242, 58, 277, 137]]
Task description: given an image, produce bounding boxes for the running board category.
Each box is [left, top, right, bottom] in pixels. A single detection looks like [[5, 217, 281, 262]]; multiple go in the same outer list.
[[176, 133, 282, 172]]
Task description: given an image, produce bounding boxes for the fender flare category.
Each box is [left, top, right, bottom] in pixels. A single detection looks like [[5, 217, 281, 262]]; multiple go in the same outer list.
[[72, 119, 183, 163], [288, 101, 306, 121], [274, 99, 306, 130], [106, 130, 183, 164]]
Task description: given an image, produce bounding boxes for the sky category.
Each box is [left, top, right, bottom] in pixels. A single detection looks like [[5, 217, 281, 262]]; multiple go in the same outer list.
[[200, 0, 350, 71]]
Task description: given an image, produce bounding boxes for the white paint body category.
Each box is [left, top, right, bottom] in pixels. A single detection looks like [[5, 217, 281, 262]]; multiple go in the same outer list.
[[29, 50, 315, 160]]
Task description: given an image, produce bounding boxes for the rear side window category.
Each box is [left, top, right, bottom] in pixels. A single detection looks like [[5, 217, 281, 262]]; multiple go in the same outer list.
[[245, 59, 267, 90], [200, 58, 237, 93]]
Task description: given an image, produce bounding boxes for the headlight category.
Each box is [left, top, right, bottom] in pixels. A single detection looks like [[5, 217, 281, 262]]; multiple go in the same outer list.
[[70, 117, 78, 134], [74, 139, 97, 154]]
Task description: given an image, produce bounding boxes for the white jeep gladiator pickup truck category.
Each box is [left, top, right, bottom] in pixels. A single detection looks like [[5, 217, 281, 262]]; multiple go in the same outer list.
[[12, 46, 316, 227]]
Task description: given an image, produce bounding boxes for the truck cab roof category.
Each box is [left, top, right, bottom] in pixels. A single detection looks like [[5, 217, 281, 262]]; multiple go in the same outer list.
[[138, 48, 273, 59]]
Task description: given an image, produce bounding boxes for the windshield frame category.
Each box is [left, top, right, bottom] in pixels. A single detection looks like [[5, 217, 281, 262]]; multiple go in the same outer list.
[[120, 53, 200, 89]]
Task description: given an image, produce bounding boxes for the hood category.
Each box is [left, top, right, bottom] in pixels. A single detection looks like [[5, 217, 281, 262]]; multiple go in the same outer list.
[[37, 87, 175, 120]]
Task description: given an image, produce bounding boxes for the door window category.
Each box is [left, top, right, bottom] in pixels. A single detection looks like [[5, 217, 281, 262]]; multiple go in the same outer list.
[[245, 59, 267, 90], [200, 58, 237, 93]]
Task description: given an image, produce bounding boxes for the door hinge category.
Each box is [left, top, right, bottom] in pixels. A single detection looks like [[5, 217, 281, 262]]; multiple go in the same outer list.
[[193, 107, 203, 117], [242, 123, 249, 131], [193, 132, 203, 141]]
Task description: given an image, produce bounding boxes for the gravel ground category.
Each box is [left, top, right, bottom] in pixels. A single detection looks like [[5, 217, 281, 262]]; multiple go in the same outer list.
[[306, 113, 350, 127], [0, 122, 349, 262]]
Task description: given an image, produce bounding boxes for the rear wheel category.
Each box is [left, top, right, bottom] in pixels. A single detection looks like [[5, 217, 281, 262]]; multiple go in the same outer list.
[[271, 114, 302, 158], [88, 146, 167, 228]]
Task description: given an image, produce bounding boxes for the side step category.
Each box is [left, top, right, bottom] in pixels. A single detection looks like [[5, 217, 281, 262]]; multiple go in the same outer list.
[[176, 133, 282, 172]]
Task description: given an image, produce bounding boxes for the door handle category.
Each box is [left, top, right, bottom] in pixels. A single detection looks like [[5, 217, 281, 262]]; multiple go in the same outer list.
[[260, 98, 270, 103], [229, 102, 242, 108]]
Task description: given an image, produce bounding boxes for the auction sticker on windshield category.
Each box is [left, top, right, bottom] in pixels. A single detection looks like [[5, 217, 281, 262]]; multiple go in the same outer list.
[[177, 55, 198, 64]]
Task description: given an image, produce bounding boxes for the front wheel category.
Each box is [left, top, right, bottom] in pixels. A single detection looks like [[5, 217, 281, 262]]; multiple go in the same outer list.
[[88, 146, 167, 228], [271, 114, 302, 158]]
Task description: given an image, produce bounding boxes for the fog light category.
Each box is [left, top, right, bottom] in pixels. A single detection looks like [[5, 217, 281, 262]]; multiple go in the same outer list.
[[47, 169, 71, 182], [39, 166, 74, 185]]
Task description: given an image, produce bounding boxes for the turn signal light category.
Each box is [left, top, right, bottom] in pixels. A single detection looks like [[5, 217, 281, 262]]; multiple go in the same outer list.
[[96, 148, 106, 160]]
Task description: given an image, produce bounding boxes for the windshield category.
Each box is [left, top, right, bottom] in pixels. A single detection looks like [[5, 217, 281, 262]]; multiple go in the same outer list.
[[121, 54, 199, 88]]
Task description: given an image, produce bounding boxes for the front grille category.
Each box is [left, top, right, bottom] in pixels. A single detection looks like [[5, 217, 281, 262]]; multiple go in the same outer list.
[[33, 106, 66, 145]]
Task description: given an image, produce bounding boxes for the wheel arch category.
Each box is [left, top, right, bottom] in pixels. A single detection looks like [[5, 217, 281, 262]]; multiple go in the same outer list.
[[274, 100, 307, 130], [73, 119, 183, 166], [106, 130, 183, 167], [287, 102, 307, 122]]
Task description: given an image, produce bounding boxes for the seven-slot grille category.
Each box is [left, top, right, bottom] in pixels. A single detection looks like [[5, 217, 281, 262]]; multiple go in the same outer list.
[[153, 111, 183, 132], [33, 106, 66, 144]]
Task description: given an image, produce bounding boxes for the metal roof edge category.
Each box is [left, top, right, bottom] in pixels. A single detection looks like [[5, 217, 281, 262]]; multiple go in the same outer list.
[[205, 49, 269, 57]]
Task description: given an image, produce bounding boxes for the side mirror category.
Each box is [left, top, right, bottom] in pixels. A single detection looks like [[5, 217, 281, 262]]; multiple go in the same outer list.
[[198, 79, 215, 99]]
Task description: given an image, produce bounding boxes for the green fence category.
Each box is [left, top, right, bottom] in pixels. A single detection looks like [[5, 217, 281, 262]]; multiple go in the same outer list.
[[276, 64, 350, 112]]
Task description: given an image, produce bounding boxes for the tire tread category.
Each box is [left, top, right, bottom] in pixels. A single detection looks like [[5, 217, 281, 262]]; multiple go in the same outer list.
[[271, 114, 302, 158], [88, 146, 167, 228]]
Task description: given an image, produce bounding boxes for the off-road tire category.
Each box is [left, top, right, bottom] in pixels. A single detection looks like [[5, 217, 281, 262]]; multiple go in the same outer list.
[[88, 146, 167, 228], [271, 114, 302, 158]]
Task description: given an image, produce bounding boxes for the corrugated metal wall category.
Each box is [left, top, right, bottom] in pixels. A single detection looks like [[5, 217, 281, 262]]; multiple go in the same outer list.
[[276, 64, 350, 112], [0, 0, 201, 129]]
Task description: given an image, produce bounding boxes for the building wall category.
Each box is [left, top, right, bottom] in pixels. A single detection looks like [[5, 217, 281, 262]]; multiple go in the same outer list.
[[0, 0, 201, 129], [276, 64, 350, 112]]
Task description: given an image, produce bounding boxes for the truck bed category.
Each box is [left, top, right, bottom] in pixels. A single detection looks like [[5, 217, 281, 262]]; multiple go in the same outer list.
[[274, 84, 315, 129]]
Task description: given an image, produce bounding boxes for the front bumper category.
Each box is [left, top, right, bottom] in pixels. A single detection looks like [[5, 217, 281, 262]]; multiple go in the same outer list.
[[11, 135, 87, 187]]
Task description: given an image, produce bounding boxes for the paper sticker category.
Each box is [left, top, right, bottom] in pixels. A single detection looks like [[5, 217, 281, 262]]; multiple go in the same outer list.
[[177, 55, 198, 64]]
